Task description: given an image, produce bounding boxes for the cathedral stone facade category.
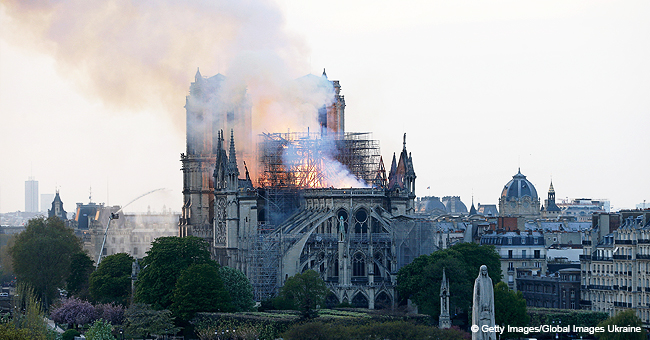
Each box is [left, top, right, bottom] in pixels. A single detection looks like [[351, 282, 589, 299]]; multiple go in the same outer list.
[[180, 70, 417, 307], [210, 131, 416, 307]]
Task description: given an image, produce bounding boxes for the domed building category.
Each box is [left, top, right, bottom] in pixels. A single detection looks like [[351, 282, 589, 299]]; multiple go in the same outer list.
[[498, 169, 541, 218]]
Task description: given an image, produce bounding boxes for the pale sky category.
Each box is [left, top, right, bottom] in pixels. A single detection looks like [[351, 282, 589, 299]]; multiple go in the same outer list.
[[1, 0, 648, 214]]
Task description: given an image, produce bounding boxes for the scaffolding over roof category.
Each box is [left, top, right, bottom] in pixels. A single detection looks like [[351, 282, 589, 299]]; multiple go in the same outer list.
[[257, 131, 381, 189]]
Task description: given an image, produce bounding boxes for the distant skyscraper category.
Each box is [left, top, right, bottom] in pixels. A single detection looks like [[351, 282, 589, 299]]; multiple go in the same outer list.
[[25, 177, 39, 212]]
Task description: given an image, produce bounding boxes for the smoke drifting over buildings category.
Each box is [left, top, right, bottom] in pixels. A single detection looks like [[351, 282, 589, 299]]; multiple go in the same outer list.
[[1, 0, 311, 129]]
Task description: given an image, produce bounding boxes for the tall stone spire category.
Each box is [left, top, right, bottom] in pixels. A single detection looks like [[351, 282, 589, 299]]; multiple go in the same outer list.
[[469, 195, 477, 215], [439, 268, 451, 329], [195, 67, 202, 82], [214, 130, 227, 190], [227, 129, 239, 190], [228, 130, 239, 175]]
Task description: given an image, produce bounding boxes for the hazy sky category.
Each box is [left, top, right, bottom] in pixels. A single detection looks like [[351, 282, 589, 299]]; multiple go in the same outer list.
[[1, 0, 648, 214]]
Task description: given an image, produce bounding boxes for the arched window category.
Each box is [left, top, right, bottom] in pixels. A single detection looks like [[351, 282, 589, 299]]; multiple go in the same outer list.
[[354, 209, 368, 234], [352, 293, 369, 308], [352, 252, 365, 276]]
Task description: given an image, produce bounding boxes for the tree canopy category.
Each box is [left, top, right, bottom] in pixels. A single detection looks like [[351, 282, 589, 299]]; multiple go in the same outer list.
[[85, 319, 115, 340], [494, 282, 529, 337], [124, 303, 179, 338], [219, 266, 255, 312], [396, 242, 501, 321], [171, 263, 232, 322], [9, 217, 83, 308], [50, 297, 125, 328], [134, 236, 213, 310], [276, 270, 329, 319], [67, 252, 94, 300], [596, 309, 645, 340], [90, 253, 134, 306], [10, 283, 48, 340]]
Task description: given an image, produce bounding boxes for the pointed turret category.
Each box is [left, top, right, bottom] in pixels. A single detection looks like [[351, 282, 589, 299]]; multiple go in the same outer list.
[[228, 130, 239, 175], [373, 156, 388, 189], [439, 268, 451, 329], [469, 196, 477, 215], [545, 180, 561, 212], [389, 153, 397, 177], [322, 68, 327, 79], [214, 130, 228, 190], [227, 129, 240, 191], [48, 190, 67, 221], [195, 67, 202, 83]]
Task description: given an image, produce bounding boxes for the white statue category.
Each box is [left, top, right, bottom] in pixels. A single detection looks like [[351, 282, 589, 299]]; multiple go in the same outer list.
[[472, 265, 496, 340]]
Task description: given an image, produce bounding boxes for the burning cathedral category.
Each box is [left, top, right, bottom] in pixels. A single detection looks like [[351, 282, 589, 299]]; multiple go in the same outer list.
[[180, 69, 416, 309]]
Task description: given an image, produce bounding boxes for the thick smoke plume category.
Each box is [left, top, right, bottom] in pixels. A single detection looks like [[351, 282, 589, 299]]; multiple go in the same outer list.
[[1, 0, 309, 127], [2, 0, 366, 188]]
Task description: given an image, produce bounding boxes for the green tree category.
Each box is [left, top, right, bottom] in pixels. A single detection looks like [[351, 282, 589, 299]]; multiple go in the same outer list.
[[219, 266, 255, 312], [8, 217, 82, 308], [494, 282, 529, 337], [171, 263, 232, 322], [596, 309, 645, 340], [134, 236, 212, 310], [0, 234, 16, 283], [61, 329, 81, 340], [0, 323, 30, 340], [85, 319, 115, 340], [90, 253, 133, 306], [11, 283, 48, 340], [277, 270, 329, 319], [124, 303, 179, 339], [397, 243, 501, 322], [450, 242, 503, 284], [66, 252, 94, 300]]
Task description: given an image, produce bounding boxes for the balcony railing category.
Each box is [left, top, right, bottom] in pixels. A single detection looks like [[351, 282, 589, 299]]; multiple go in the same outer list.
[[582, 240, 592, 245], [501, 255, 546, 259], [613, 255, 632, 260], [587, 285, 612, 290], [592, 256, 613, 262], [637, 254, 650, 260], [615, 240, 637, 245]]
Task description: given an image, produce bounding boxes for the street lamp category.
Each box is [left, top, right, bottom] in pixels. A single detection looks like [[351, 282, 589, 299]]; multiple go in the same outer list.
[[119, 328, 123, 340]]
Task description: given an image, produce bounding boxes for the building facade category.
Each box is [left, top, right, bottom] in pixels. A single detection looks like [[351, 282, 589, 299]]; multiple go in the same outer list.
[[72, 202, 179, 263], [517, 268, 580, 309], [179, 69, 252, 244], [481, 231, 547, 290], [581, 210, 650, 325]]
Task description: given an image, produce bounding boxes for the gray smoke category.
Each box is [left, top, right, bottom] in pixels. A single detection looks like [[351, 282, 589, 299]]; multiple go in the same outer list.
[[1, 0, 309, 128]]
